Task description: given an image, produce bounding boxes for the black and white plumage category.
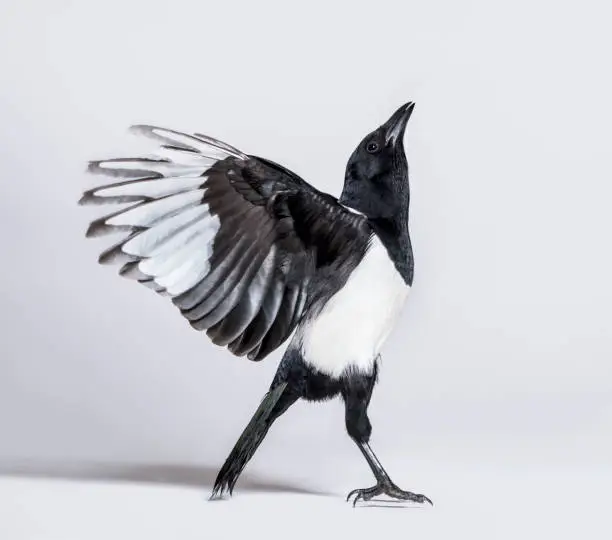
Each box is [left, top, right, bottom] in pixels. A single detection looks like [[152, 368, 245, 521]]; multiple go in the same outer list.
[[82, 125, 371, 361], [80, 102, 432, 506]]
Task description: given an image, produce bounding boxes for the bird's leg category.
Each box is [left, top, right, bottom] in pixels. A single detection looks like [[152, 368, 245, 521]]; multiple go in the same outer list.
[[342, 369, 432, 507], [210, 382, 298, 499], [347, 441, 432, 506]]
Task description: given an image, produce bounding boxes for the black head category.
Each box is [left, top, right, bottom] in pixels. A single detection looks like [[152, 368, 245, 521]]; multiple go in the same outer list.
[[340, 102, 414, 219]]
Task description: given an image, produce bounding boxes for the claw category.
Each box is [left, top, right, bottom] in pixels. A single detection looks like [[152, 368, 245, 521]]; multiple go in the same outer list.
[[346, 482, 433, 507], [346, 486, 379, 506], [356, 490, 367, 506], [346, 489, 358, 503], [352, 490, 364, 506]]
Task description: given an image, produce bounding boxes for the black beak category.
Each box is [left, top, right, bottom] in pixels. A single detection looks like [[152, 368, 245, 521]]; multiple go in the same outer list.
[[384, 102, 415, 145]]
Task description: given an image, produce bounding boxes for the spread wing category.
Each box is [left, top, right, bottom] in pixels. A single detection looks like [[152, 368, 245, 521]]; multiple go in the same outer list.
[[80, 125, 370, 361]]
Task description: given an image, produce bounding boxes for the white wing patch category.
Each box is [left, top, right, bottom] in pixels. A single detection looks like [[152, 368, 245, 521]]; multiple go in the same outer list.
[[121, 203, 212, 256], [80, 124, 246, 297], [94, 158, 210, 178], [94, 176, 207, 200], [129, 125, 248, 160], [105, 190, 205, 228], [299, 235, 409, 378]]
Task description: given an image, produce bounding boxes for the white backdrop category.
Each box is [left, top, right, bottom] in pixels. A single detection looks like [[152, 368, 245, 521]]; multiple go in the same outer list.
[[1, 0, 610, 507]]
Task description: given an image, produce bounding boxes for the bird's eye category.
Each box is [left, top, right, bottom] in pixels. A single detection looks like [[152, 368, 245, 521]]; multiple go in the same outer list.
[[366, 141, 379, 153]]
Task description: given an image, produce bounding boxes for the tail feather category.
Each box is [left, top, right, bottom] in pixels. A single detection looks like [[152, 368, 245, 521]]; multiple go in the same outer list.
[[211, 383, 290, 498]]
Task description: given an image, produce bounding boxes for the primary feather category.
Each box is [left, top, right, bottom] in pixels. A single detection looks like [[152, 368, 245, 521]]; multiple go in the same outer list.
[[80, 125, 370, 361]]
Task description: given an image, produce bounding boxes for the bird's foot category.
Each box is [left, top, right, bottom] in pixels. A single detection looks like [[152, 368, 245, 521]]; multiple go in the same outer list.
[[346, 480, 433, 507]]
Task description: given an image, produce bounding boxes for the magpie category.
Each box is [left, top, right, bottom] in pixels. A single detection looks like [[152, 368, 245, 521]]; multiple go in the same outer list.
[[79, 101, 432, 506]]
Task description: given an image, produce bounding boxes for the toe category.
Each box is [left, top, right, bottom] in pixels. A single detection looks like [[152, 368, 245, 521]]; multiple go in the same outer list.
[[351, 490, 364, 507], [346, 489, 360, 503], [384, 484, 433, 505], [346, 488, 376, 506], [420, 494, 434, 506], [407, 492, 433, 505]]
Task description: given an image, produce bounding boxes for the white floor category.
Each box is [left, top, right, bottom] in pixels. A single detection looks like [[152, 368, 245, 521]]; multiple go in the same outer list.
[[1, 461, 609, 540]]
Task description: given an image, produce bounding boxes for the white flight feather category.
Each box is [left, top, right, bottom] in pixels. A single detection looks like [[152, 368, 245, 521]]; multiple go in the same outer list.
[[106, 190, 204, 228], [94, 176, 206, 200]]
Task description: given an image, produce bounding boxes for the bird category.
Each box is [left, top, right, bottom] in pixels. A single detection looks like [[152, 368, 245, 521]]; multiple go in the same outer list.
[[78, 101, 432, 506]]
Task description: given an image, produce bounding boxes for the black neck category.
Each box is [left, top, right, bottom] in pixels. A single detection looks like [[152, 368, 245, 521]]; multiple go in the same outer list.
[[368, 212, 414, 286]]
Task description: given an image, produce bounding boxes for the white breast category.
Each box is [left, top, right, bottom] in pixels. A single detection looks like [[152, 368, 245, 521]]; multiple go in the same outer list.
[[299, 235, 410, 378]]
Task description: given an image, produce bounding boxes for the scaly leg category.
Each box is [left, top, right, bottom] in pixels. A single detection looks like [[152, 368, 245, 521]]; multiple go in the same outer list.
[[341, 368, 432, 507]]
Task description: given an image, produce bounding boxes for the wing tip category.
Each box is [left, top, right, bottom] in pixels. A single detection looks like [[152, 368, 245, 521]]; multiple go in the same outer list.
[[128, 124, 182, 141], [84, 222, 100, 238], [246, 347, 267, 362], [78, 191, 95, 206], [128, 124, 154, 137]]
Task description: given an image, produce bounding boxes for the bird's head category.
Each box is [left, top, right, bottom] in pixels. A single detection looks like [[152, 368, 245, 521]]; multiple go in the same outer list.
[[340, 102, 414, 219]]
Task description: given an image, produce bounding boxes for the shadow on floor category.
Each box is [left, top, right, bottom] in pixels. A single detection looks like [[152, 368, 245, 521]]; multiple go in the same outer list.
[[0, 461, 333, 496]]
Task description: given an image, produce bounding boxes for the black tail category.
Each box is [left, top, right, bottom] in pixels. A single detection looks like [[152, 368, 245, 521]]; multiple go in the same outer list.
[[211, 383, 293, 498]]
